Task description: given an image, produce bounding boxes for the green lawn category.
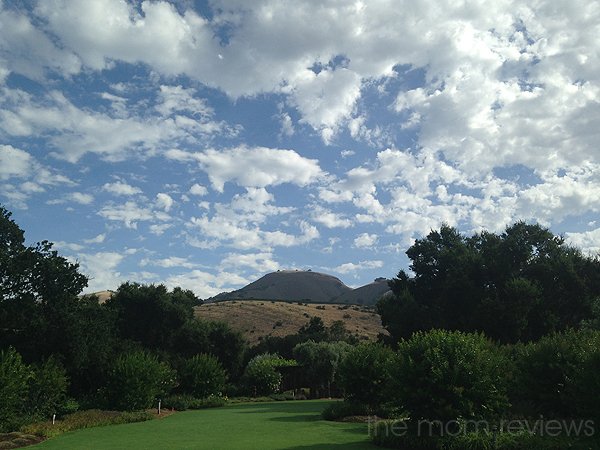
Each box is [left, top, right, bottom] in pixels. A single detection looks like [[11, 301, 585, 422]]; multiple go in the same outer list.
[[32, 400, 377, 450]]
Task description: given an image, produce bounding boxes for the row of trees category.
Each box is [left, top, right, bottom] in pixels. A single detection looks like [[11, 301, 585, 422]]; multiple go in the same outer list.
[[0, 205, 248, 430], [377, 222, 600, 344], [333, 328, 600, 447]]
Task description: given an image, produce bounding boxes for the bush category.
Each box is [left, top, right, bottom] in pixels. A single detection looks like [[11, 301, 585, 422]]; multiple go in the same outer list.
[[161, 394, 227, 411], [242, 353, 297, 397], [0, 347, 31, 432], [180, 353, 227, 399], [101, 351, 176, 411], [293, 340, 350, 398], [570, 350, 600, 423], [25, 356, 74, 418], [514, 328, 600, 418], [389, 329, 510, 424], [338, 343, 394, 409]]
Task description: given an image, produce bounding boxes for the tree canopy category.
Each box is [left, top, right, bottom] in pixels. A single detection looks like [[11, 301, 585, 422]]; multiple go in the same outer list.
[[378, 221, 600, 344]]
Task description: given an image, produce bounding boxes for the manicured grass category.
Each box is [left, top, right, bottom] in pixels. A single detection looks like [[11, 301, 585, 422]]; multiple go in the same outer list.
[[32, 400, 377, 450]]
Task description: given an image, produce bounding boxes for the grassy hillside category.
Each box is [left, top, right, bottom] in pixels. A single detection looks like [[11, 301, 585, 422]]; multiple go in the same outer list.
[[79, 290, 114, 304], [195, 300, 387, 346]]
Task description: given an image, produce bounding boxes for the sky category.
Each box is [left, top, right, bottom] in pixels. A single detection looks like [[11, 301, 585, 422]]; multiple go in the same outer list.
[[1, 0, 600, 299]]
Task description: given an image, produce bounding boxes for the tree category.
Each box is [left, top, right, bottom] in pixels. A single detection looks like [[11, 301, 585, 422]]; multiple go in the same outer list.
[[59, 295, 119, 397], [180, 353, 227, 399], [378, 222, 600, 344], [0, 347, 30, 431], [171, 318, 247, 378], [241, 353, 295, 396], [24, 356, 72, 418], [102, 351, 176, 411], [0, 206, 88, 359], [327, 320, 352, 342], [105, 282, 197, 351], [293, 340, 350, 398], [298, 316, 327, 339]]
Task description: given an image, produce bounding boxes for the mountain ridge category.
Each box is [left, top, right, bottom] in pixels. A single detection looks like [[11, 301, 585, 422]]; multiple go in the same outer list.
[[208, 270, 391, 305]]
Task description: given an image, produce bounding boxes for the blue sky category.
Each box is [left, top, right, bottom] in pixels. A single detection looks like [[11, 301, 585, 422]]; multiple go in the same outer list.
[[2, 0, 600, 298]]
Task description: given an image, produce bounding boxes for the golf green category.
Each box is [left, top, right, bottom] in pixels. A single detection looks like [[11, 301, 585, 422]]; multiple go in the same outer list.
[[32, 400, 378, 449]]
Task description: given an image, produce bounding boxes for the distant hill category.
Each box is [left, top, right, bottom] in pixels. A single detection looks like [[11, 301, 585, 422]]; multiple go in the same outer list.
[[195, 300, 387, 345], [79, 290, 114, 304], [335, 278, 391, 305], [208, 271, 391, 305]]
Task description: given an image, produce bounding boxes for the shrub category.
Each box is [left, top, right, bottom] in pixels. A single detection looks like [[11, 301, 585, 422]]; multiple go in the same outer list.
[[25, 356, 74, 418], [293, 340, 350, 398], [101, 351, 176, 411], [338, 343, 394, 409], [161, 394, 227, 411], [514, 328, 600, 418], [180, 353, 227, 399], [242, 353, 298, 397], [569, 350, 600, 424], [0, 347, 31, 432], [389, 329, 510, 424]]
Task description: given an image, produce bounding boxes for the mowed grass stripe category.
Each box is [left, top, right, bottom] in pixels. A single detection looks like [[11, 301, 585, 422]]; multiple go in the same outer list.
[[32, 400, 376, 450]]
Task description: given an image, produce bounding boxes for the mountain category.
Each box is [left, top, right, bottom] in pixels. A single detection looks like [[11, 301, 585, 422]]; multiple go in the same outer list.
[[334, 278, 392, 305], [208, 271, 391, 305]]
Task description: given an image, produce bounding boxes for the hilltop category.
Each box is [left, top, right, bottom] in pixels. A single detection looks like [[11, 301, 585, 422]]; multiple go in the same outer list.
[[208, 270, 391, 305]]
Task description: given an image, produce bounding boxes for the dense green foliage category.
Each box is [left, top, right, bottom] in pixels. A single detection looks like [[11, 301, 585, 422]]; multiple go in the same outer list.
[[390, 329, 510, 423], [513, 328, 600, 419], [378, 222, 600, 344], [171, 318, 247, 377], [105, 282, 199, 351], [180, 353, 228, 399], [24, 356, 73, 419], [246, 316, 357, 364], [241, 353, 298, 396], [0, 207, 94, 370], [0, 347, 75, 432], [0, 347, 30, 431], [160, 394, 227, 411], [338, 343, 394, 409], [293, 340, 351, 398], [101, 351, 176, 412]]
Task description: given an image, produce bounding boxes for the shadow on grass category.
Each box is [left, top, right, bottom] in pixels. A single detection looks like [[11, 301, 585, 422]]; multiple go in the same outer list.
[[267, 414, 322, 422], [283, 444, 376, 449]]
